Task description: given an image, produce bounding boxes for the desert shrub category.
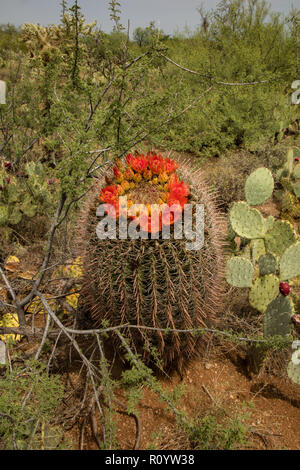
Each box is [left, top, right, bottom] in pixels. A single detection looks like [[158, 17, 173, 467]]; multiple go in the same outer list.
[[206, 145, 287, 210], [188, 412, 249, 450], [147, 1, 300, 156], [0, 360, 66, 450]]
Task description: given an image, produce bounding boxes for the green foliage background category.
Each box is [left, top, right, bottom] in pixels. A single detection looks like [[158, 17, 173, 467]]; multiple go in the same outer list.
[[0, 0, 299, 208]]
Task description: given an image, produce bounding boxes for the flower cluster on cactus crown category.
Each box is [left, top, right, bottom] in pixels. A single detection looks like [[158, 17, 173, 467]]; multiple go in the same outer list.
[[99, 153, 190, 233]]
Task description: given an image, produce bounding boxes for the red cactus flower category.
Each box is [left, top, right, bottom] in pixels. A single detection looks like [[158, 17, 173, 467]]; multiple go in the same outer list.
[[169, 181, 190, 207], [164, 158, 179, 175], [295, 157, 299, 162], [99, 153, 191, 234], [148, 154, 164, 174], [126, 153, 134, 166], [130, 156, 148, 173], [4, 161, 11, 169]]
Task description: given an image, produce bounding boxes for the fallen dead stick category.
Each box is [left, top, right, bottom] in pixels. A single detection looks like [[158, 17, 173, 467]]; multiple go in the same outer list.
[[87, 393, 141, 450], [79, 415, 87, 450], [90, 402, 103, 450], [0, 326, 49, 338], [112, 397, 142, 450]]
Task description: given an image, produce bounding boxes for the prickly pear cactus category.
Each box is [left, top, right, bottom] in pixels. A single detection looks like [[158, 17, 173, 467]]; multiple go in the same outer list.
[[258, 253, 278, 276], [226, 166, 300, 360], [249, 274, 279, 314], [264, 296, 294, 337], [77, 154, 225, 371], [229, 202, 265, 239], [245, 167, 274, 206], [280, 243, 300, 281], [226, 257, 254, 288], [264, 220, 297, 256]]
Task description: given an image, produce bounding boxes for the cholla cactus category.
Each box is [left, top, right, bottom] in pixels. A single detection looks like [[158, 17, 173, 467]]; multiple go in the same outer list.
[[21, 15, 96, 65], [0, 160, 55, 234], [77, 153, 225, 371], [226, 166, 300, 341]]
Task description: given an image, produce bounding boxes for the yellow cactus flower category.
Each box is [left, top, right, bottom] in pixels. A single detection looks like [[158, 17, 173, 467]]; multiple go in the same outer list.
[[121, 180, 130, 191], [158, 172, 169, 184], [133, 173, 142, 183]]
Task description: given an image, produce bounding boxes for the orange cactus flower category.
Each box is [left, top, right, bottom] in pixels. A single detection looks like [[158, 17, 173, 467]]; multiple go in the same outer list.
[[169, 173, 180, 186], [99, 185, 119, 204], [124, 167, 135, 181], [113, 165, 124, 183], [143, 169, 152, 180], [115, 184, 125, 195], [133, 173, 142, 183]]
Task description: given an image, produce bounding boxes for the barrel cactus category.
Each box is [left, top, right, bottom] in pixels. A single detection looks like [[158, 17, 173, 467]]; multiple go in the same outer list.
[[77, 153, 225, 371]]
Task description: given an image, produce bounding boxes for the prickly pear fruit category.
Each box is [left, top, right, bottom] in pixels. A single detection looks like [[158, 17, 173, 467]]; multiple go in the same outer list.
[[279, 282, 290, 296], [291, 314, 300, 326]]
